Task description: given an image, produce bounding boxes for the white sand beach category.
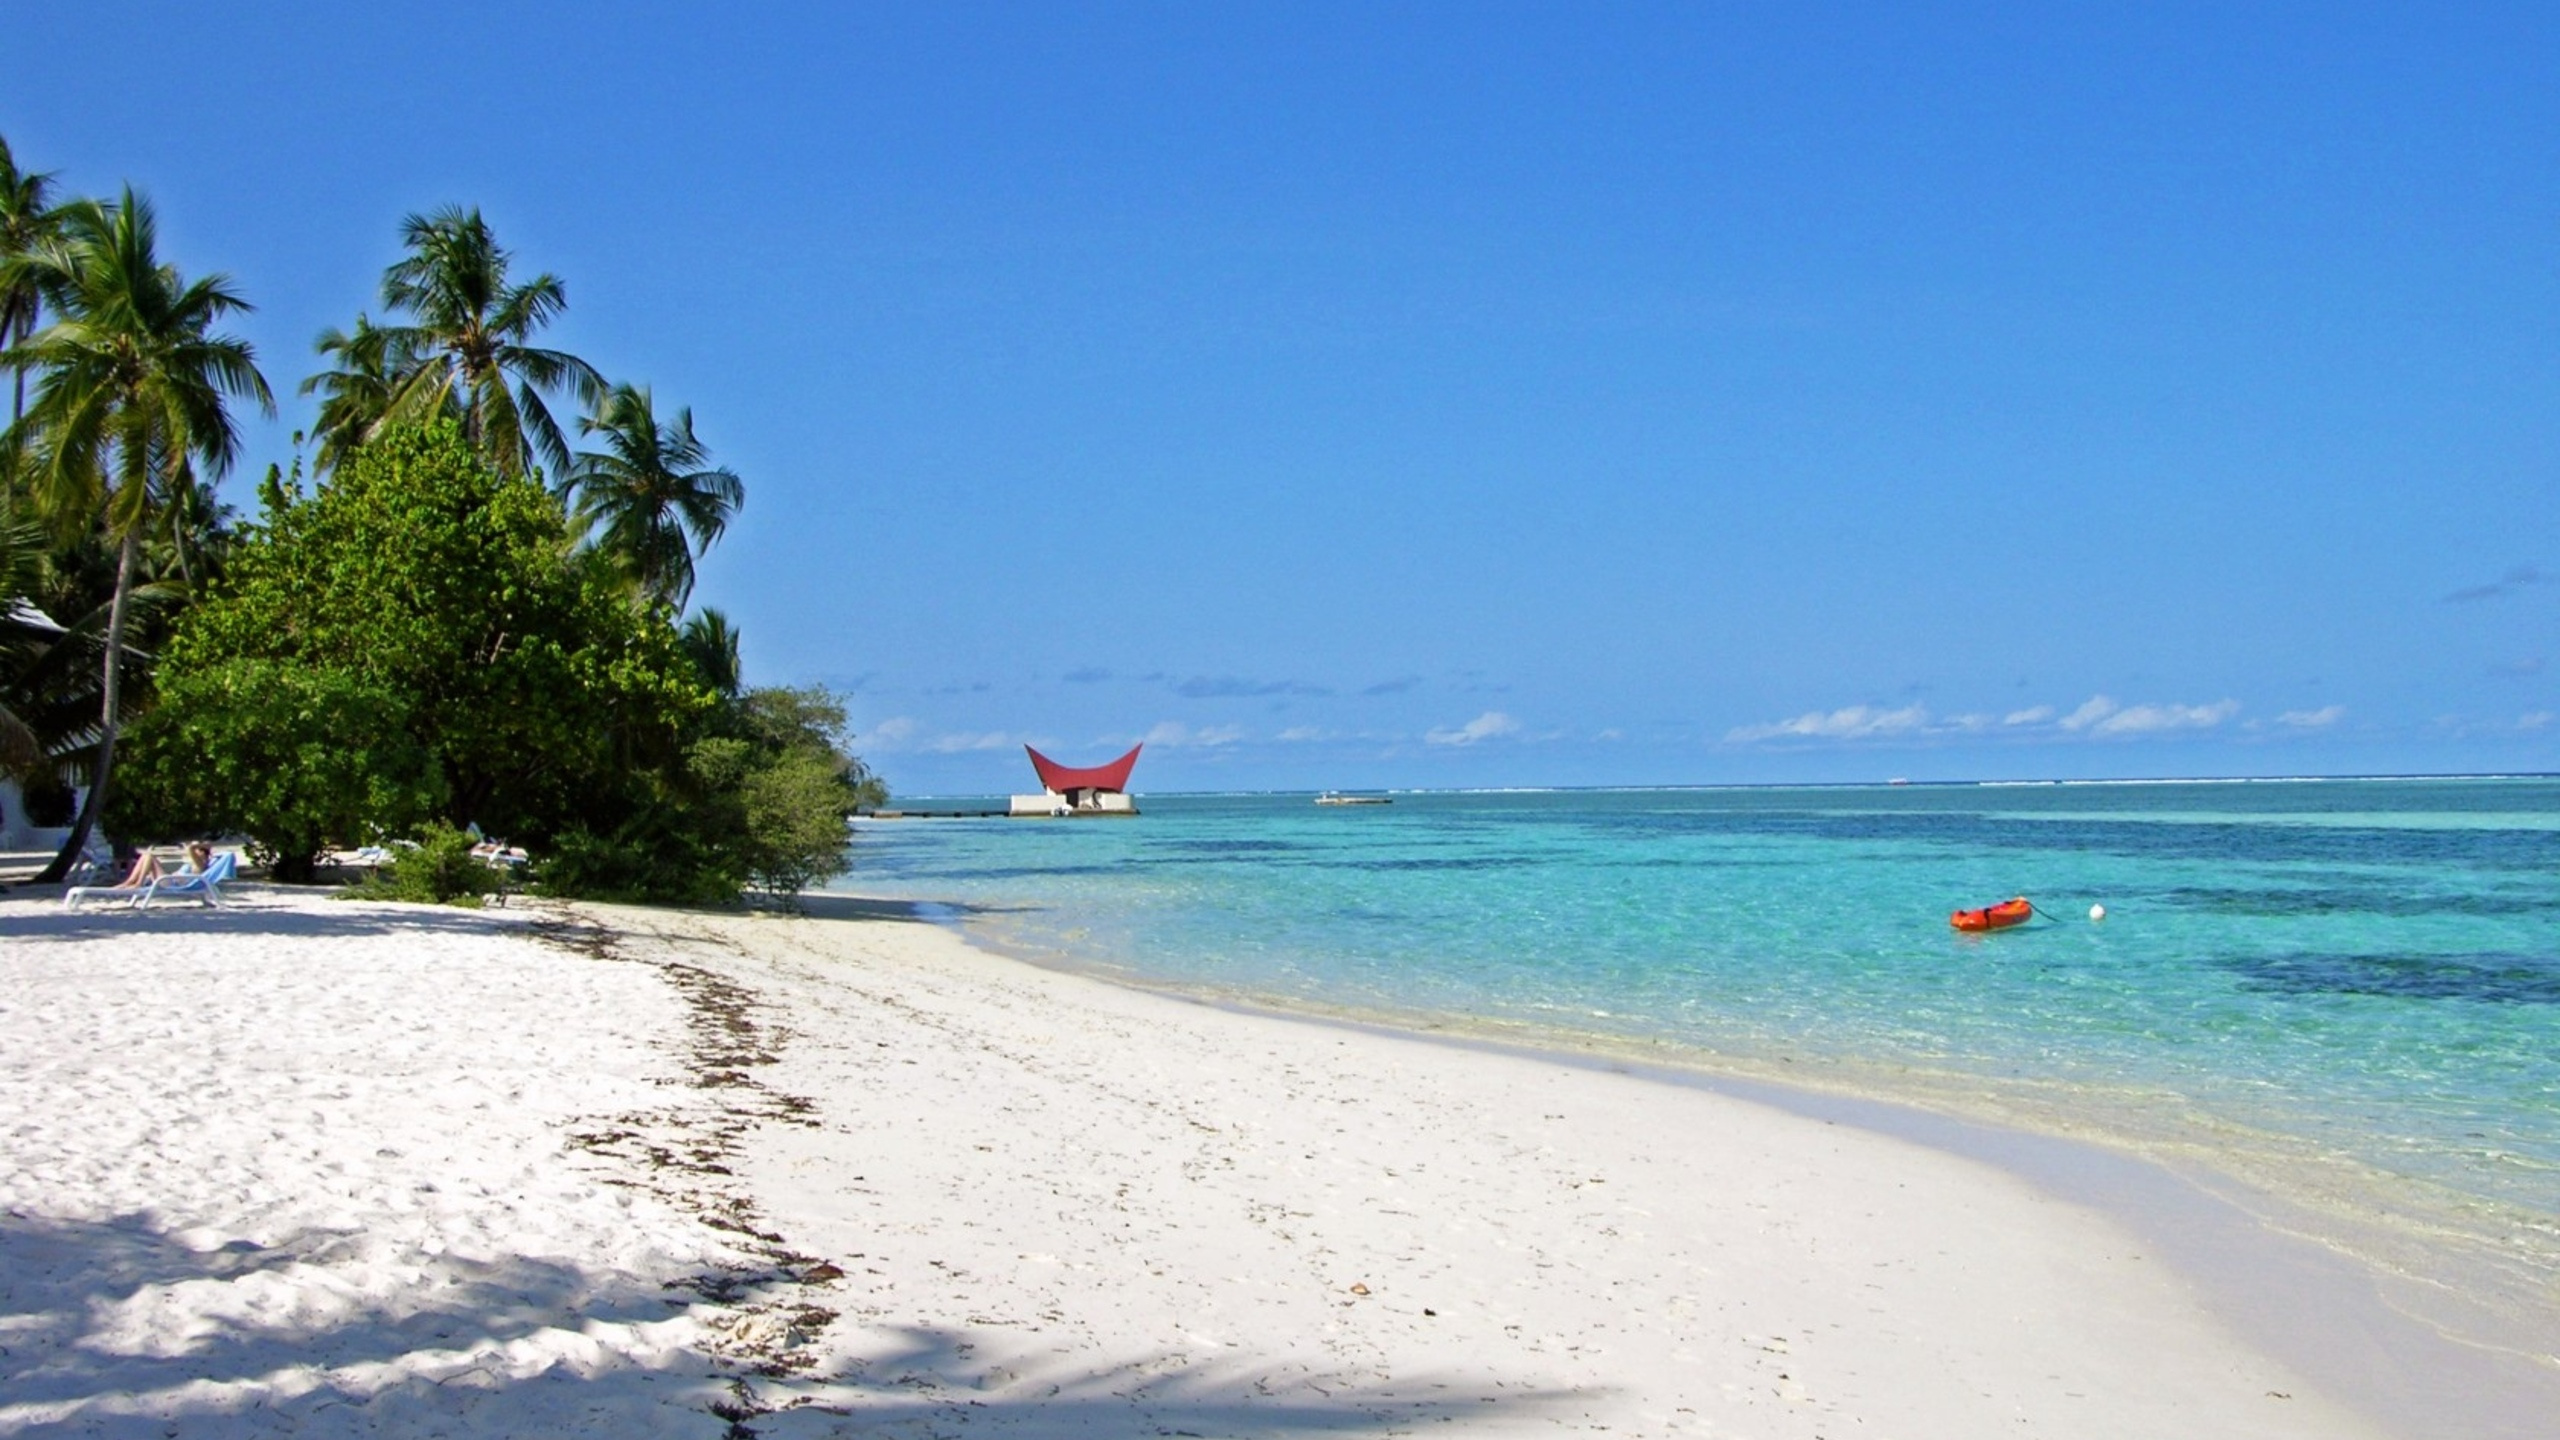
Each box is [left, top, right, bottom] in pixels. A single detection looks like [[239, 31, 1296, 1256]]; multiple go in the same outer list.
[[0, 883, 2473, 1436]]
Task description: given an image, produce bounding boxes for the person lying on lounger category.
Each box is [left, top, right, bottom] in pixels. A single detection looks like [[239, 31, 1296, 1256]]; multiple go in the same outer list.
[[113, 849, 165, 887], [105, 842, 209, 889]]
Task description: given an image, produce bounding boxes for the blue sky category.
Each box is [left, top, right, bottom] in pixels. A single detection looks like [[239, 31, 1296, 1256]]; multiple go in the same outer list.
[[12, 3, 2558, 792]]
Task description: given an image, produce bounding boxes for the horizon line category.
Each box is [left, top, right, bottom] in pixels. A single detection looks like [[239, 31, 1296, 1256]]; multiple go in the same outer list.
[[879, 770, 2560, 803]]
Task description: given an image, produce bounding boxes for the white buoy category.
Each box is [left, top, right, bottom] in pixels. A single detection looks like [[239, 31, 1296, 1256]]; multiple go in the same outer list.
[[2089, 904, 2107, 923]]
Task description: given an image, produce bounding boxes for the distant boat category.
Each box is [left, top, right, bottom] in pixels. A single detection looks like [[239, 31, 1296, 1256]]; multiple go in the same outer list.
[[1316, 792, 1392, 806]]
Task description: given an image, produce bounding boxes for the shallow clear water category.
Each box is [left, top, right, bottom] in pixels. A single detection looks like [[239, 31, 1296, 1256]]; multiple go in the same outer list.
[[838, 779, 2560, 1222]]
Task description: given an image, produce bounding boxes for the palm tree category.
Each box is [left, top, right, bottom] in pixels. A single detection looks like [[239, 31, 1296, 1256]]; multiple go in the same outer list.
[[2, 490, 198, 826], [0, 134, 66, 424], [679, 607, 743, 697], [1, 188, 272, 879], [299, 313, 429, 474], [0, 501, 49, 771], [374, 206, 600, 480], [565, 384, 744, 609]]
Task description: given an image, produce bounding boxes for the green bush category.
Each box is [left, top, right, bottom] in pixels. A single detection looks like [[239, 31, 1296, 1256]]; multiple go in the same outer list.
[[740, 747, 855, 905], [531, 807, 741, 906], [357, 822, 501, 905], [721, 689, 865, 908]]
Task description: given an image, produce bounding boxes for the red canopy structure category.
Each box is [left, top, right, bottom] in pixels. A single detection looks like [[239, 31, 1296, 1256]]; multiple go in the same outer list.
[[1025, 744, 1142, 795]]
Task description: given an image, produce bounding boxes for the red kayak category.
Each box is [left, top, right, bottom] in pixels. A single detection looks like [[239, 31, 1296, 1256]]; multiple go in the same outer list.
[[1951, 896, 2034, 932]]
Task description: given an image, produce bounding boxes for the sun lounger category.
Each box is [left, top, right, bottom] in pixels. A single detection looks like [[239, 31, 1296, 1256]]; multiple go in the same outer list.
[[136, 851, 236, 909], [63, 848, 164, 910], [62, 877, 150, 910]]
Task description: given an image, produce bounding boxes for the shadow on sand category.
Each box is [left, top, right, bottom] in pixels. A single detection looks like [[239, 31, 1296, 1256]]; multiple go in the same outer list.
[[748, 1323, 1581, 1438], [0, 1209, 1573, 1438], [0, 885, 1038, 944], [0, 887, 538, 943], [0, 1208, 708, 1435]]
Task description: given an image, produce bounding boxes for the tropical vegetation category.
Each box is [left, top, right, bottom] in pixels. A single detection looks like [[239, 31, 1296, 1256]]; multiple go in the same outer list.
[[2, 186, 274, 879], [0, 131, 878, 905]]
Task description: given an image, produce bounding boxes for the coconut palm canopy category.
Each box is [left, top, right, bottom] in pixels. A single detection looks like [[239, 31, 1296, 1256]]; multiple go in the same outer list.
[[0, 135, 65, 424], [565, 383, 743, 610], [680, 607, 744, 698], [370, 206, 601, 482], [299, 313, 426, 475]]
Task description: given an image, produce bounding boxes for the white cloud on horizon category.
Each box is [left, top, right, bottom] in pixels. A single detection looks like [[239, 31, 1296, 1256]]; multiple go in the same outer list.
[[2057, 696, 2119, 732], [1426, 711, 1522, 746], [860, 717, 1027, 754], [926, 730, 1023, 754], [1728, 694, 2244, 745], [1142, 720, 1247, 748], [2088, 699, 2240, 735], [2274, 705, 2346, 729], [1725, 704, 1929, 744]]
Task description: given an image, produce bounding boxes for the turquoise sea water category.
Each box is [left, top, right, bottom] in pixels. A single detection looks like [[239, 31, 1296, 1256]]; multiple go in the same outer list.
[[839, 779, 2560, 1236]]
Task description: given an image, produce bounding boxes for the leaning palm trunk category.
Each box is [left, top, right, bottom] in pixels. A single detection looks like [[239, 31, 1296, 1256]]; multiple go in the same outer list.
[[34, 528, 136, 882]]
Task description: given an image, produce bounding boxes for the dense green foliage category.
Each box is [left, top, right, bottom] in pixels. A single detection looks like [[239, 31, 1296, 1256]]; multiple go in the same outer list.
[[108, 422, 870, 903], [111, 423, 714, 876], [536, 688, 878, 908], [111, 659, 441, 878]]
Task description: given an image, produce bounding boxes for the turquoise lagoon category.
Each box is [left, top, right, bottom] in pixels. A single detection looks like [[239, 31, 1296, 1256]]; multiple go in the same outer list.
[[839, 778, 2560, 1258]]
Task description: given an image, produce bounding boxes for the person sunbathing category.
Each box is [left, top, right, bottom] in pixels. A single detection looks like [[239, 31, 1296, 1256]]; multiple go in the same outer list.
[[104, 842, 209, 889], [114, 849, 166, 888], [64, 848, 168, 911]]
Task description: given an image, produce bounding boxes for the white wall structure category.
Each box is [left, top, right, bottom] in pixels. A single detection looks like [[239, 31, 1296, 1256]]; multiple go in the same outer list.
[[1007, 789, 1137, 817], [0, 778, 78, 852]]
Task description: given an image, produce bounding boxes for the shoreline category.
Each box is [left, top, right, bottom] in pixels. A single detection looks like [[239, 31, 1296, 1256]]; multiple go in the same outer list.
[[870, 888, 2560, 1437], [5, 882, 2552, 1435], [629, 896, 2385, 1436]]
